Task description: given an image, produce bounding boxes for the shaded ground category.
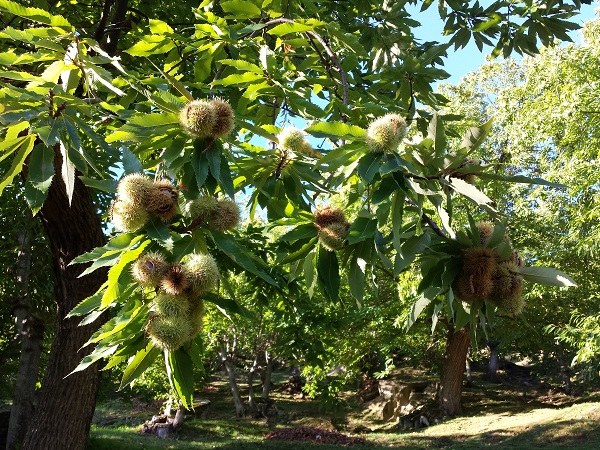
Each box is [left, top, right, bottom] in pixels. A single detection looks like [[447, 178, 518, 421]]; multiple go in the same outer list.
[[88, 372, 600, 450]]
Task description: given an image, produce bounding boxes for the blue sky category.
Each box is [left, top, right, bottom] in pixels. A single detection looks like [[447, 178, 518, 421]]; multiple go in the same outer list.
[[407, 1, 598, 84]]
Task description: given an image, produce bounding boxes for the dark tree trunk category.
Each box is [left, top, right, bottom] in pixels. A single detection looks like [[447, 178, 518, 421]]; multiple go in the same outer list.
[[6, 231, 45, 450], [21, 152, 106, 450], [439, 326, 471, 417], [94, 0, 130, 55]]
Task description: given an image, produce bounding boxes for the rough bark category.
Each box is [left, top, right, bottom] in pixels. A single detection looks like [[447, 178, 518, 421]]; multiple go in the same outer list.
[[439, 326, 471, 417], [6, 231, 44, 450], [21, 152, 106, 450], [219, 344, 245, 417]]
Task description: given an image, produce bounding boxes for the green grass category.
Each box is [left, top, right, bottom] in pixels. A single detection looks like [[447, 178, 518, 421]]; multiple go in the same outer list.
[[88, 376, 600, 450]]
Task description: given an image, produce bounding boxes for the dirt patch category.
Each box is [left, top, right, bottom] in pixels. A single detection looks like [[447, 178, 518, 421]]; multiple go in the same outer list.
[[265, 426, 367, 446]]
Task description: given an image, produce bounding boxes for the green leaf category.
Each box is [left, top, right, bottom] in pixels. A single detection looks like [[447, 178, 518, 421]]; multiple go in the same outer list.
[[474, 172, 565, 189], [66, 290, 103, 318], [219, 156, 235, 199], [348, 255, 366, 304], [268, 21, 317, 36], [71, 234, 138, 265], [28, 144, 55, 192], [220, 59, 262, 74], [460, 118, 493, 152], [220, 0, 261, 18], [279, 223, 317, 242], [447, 177, 495, 211], [304, 250, 317, 298], [306, 121, 366, 140], [59, 141, 75, 206], [520, 266, 577, 287], [405, 295, 432, 331], [23, 182, 46, 215], [168, 348, 195, 409], [427, 112, 447, 156], [203, 292, 253, 319], [67, 344, 119, 376], [149, 18, 174, 35], [191, 148, 209, 189], [212, 72, 264, 86], [144, 219, 173, 251], [317, 246, 340, 301], [0, 135, 35, 197], [211, 232, 278, 286], [0, 0, 72, 28], [206, 145, 221, 182], [122, 147, 143, 174], [125, 35, 175, 56], [101, 240, 150, 307], [357, 152, 381, 183], [119, 343, 161, 389], [347, 216, 377, 244], [279, 236, 318, 264]]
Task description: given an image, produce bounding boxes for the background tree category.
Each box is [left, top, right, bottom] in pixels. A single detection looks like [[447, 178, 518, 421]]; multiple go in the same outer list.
[[437, 18, 600, 384]]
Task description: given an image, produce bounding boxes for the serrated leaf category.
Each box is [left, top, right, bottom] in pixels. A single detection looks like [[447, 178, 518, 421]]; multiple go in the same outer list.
[[268, 21, 316, 36], [212, 72, 264, 86], [23, 182, 46, 215], [306, 121, 366, 140], [304, 250, 317, 298], [317, 246, 339, 301], [474, 172, 565, 189], [122, 147, 143, 174], [59, 140, 75, 206], [461, 118, 492, 152], [348, 256, 366, 304], [168, 348, 195, 409], [279, 223, 317, 242], [211, 232, 277, 286], [221, 0, 262, 17], [119, 343, 161, 389], [357, 152, 381, 183], [521, 266, 577, 287], [28, 144, 55, 192], [66, 290, 103, 318], [406, 294, 432, 331], [347, 217, 377, 244], [101, 240, 150, 307], [448, 177, 495, 210], [67, 344, 119, 376], [0, 135, 35, 197], [71, 234, 138, 265], [203, 292, 253, 319], [0, 0, 72, 29], [220, 58, 262, 74]]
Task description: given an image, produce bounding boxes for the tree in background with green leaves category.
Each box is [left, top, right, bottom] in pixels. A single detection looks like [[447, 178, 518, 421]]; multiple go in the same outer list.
[[0, 0, 586, 447], [437, 16, 600, 385]]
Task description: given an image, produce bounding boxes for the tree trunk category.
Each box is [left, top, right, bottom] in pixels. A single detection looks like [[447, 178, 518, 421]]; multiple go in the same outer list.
[[21, 153, 106, 450], [439, 326, 471, 417], [487, 341, 500, 383], [219, 344, 244, 417], [262, 351, 273, 401], [247, 354, 259, 415], [6, 231, 45, 450]]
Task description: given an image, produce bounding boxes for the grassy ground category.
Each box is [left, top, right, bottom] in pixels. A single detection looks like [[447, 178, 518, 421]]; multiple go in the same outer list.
[[88, 374, 600, 450]]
